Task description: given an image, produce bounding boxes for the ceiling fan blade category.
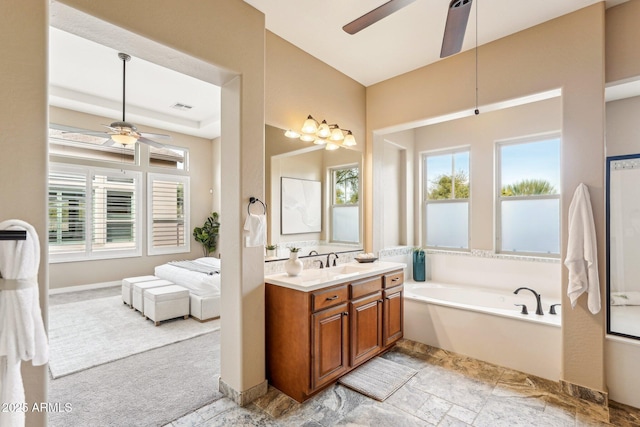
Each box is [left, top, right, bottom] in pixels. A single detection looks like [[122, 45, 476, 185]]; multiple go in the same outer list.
[[102, 124, 120, 132], [139, 131, 172, 140], [343, 0, 416, 35], [440, 0, 473, 58], [102, 138, 117, 146], [137, 136, 165, 148], [63, 130, 110, 137]]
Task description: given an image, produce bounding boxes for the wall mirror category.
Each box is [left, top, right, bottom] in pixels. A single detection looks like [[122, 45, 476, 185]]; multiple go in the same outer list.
[[265, 124, 363, 261], [607, 153, 640, 339]]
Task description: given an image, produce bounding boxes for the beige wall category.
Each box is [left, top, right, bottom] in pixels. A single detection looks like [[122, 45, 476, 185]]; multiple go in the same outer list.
[[606, 0, 640, 84], [367, 4, 606, 394], [48, 107, 214, 289]]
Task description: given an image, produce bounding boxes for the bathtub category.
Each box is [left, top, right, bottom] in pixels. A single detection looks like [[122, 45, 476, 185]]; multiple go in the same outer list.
[[403, 281, 562, 381]]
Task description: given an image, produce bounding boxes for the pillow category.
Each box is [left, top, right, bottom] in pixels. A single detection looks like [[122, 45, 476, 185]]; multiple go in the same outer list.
[[195, 257, 221, 268]]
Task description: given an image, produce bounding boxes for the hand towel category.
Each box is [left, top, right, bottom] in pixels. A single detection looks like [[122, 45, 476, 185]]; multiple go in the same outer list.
[[0, 219, 49, 427], [243, 213, 266, 247], [564, 184, 601, 314]]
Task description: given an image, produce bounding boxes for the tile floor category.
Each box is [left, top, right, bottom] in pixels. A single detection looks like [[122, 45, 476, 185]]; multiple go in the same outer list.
[[166, 340, 640, 427]]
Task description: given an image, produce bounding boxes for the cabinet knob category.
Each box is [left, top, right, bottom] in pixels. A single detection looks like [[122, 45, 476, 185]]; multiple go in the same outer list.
[[391, 277, 400, 282], [342, 312, 349, 316], [325, 295, 339, 301], [378, 299, 383, 303]]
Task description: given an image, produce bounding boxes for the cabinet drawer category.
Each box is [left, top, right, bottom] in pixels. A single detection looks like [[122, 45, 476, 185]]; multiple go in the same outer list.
[[383, 271, 404, 288], [350, 276, 382, 300], [312, 286, 349, 312]]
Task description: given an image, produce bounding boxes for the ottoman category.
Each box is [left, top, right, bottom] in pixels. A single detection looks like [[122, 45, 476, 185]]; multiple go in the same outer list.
[[122, 275, 158, 307], [132, 279, 174, 314], [143, 285, 190, 326]]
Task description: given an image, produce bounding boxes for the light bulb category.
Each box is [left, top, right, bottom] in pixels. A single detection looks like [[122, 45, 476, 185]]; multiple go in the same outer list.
[[317, 120, 331, 138], [284, 129, 300, 138], [301, 115, 318, 134], [342, 131, 356, 147], [300, 133, 316, 142], [313, 137, 327, 145], [111, 134, 137, 145], [330, 127, 345, 141], [325, 142, 340, 151]]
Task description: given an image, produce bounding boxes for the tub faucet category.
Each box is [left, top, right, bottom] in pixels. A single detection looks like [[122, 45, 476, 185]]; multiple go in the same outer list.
[[514, 287, 544, 315], [313, 259, 324, 269], [308, 250, 319, 256], [327, 252, 339, 267]]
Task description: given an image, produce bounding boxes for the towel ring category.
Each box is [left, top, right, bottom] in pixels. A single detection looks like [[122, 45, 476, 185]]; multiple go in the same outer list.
[[0, 230, 26, 241], [248, 197, 267, 215]]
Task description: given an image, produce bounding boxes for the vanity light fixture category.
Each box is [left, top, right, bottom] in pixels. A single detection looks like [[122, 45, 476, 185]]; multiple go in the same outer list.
[[285, 114, 357, 150]]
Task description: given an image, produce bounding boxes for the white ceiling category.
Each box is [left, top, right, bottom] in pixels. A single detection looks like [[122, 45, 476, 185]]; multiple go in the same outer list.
[[245, 0, 627, 87], [49, 0, 631, 140]]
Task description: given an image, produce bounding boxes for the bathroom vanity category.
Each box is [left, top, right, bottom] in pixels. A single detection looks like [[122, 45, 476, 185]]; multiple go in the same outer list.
[[264, 261, 406, 402]]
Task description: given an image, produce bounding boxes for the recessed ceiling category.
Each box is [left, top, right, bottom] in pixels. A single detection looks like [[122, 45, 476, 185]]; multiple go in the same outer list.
[[49, 27, 222, 140], [244, 0, 627, 87]]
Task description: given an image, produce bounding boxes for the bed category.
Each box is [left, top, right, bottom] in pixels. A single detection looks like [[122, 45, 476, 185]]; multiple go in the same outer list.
[[154, 256, 221, 321]]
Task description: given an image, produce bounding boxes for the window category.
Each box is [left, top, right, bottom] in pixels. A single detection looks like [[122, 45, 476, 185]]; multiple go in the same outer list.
[[149, 145, 189, 170], [48, 164, 141, 262], [330, 166, 359, 243], [497, 136, 560, 255], [423, 149, 470, 249], [147, 173, 190, 255]]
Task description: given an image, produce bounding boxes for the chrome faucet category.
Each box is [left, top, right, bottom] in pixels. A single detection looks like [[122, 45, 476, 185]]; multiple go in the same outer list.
[[313, 259, 324, 269], [326, 252, 339, 267], [514, 287, 544, 315]]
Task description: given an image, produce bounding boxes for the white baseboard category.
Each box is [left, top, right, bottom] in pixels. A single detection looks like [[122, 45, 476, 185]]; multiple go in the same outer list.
[[49, 280, 121, 295]]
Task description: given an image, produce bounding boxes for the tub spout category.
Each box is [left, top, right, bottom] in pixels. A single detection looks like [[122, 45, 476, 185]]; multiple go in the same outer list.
[[514, 287, 544, 315]]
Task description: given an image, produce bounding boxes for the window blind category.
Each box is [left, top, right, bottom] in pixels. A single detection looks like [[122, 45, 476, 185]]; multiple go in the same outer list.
[[148, 174, 189, 254], [48, 169, 88, 254]]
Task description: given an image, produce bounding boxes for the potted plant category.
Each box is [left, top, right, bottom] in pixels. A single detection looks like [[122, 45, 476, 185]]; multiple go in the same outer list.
[[193, 212, 220, 257], [285, 246, 303, 276], [265, 244, 277, 258]]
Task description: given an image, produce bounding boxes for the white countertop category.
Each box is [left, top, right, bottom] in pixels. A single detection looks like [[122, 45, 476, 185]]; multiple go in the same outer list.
[[264, 261, 407, 292]]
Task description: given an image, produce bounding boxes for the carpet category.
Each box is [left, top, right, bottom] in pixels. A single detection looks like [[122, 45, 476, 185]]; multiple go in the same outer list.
[[48, 295, 220, 378], [338, 356, 418, 401]]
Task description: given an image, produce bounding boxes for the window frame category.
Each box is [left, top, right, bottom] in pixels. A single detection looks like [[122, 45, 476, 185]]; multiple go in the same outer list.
[[495, 133, 561, 257], [48, 163, 142, 263], [147, 172, 191, 256], [328, 164, 360, 244], [422, 147, 471, 251]]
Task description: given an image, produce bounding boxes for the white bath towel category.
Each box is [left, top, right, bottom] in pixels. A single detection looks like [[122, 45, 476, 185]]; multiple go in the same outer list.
[[0, 219, 48, 427], [243, 213, 266, 247], [564, 184, 601, 314]]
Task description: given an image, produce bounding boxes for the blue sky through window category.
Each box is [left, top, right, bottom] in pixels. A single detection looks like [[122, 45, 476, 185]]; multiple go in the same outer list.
[[500, 138, 560, 192]]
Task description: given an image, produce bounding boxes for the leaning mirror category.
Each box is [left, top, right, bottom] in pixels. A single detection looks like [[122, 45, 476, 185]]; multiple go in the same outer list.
[[264, 124, 363, 261], [607, 153, 640, 339]]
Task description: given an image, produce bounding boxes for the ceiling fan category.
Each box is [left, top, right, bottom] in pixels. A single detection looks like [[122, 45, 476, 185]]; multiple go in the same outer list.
[[342, 0, 474, 58], [74, 52, 171, 148]]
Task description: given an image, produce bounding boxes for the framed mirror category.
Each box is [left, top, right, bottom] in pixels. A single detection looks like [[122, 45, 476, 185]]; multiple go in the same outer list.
[[606, 153, 640, 339], [265, 124, 363, 260]]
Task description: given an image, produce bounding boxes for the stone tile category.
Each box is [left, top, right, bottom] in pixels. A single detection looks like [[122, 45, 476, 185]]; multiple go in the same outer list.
[[382, 347, 434, 371], [252, 386, 301, 418], [498, 368, 560, 395], [438, 415, 472, 427], [195, 397, 239, 422], [574, 400, 611, 426], [199, 403, 278, 427], [473, 396, 574, 427], [542, 394, 577, 424], [447, 405, 477, 424], [415, 395, 453, 425], [412, 365, 494, 412], [609, 400, 640, 426], [385, 376, 433, 416], [334, 398, 432, 427], [169, 410, 206, 427]]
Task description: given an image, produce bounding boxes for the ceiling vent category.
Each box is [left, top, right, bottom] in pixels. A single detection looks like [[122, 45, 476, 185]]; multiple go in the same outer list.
[[171, 102, 194, 111]]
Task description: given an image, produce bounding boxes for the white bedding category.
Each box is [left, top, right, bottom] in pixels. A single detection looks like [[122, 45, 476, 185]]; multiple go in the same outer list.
[[154, 257, 221, 298]]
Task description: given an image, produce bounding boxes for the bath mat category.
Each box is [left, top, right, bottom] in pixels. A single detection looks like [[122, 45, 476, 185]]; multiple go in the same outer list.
[[338, 356, 418, 401], [48, 295, 220, 378]]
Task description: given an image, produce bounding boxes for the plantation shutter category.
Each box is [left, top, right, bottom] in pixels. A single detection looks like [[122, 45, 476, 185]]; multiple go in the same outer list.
[[48, 169, 88, 255], [92, 173, 137, 252], [148, 173, 190, 255]]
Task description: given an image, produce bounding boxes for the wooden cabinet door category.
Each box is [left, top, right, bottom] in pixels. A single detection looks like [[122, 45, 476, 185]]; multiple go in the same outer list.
[[312, 303, 349, 390], [383, 287, 403, 347], [350, 292, 383, 367]]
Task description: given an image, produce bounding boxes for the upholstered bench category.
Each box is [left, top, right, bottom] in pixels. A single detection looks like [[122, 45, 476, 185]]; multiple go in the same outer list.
[[132, 279, 174, 314], [143, 285, 190, 326], [122, 275, 158, 308]]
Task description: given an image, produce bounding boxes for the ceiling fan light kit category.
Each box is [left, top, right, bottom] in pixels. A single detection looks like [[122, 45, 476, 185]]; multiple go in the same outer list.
[[285, 115, 357, 150]]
